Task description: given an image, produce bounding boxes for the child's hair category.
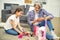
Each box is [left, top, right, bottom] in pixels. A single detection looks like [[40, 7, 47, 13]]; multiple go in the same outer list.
[[13, 8, 23, 14]]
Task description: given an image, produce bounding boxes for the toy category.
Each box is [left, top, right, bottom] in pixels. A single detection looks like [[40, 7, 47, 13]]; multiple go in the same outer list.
[[18, 31, 31, 40], [33, 20, 47, 40], [18, 32, 23, 39]]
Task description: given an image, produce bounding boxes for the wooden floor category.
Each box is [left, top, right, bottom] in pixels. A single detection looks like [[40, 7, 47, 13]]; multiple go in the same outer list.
[[0, 17, 60, 40], [47, 17, 60, 37]]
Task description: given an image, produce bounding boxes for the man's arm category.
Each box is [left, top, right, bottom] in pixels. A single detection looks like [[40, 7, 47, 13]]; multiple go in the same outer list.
[[27, 12, 38, 24], [43, 9, 54, 20], [10, 20, 21, 33], [38, 16, 51, 21]]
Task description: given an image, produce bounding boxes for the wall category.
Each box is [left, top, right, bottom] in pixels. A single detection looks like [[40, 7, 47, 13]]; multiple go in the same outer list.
[[0, 0, 60, 22], [43, 0, 60, 17], [0, 0, 24, 22]]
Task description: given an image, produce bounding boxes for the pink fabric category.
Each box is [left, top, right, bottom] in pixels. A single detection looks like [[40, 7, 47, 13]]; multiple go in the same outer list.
[[18, 33, 23, 39], [33, 26, 46, 40], [33, 26, 39, 36]]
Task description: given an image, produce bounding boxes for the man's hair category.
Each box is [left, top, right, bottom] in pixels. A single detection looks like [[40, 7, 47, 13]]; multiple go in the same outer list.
[[34, 1, 42, 8], [13, 8, 23, 14]]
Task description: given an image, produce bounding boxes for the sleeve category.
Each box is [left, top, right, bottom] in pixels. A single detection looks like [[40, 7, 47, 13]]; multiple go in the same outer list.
[[27, 12, 33, 25], [9, 15, 15, 21], [43, 9, 54, 19]]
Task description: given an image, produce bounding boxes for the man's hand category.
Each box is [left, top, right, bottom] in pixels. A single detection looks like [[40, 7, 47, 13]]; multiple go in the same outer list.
[[38, 17, 45, 22], [32, 18, 45, 24], [32, 19, 38, 24], [45, 16, 51, 20]]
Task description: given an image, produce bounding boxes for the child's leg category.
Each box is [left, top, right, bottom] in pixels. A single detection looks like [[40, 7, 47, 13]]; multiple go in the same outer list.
[[5, 28, 19, 35]]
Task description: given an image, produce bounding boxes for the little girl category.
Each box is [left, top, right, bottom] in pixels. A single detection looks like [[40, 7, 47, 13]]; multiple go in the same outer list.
[[4, 8, 24, 35]]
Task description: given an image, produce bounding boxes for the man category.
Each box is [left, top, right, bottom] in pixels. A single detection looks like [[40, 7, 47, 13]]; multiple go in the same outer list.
[[27, 1, 58, 40]]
